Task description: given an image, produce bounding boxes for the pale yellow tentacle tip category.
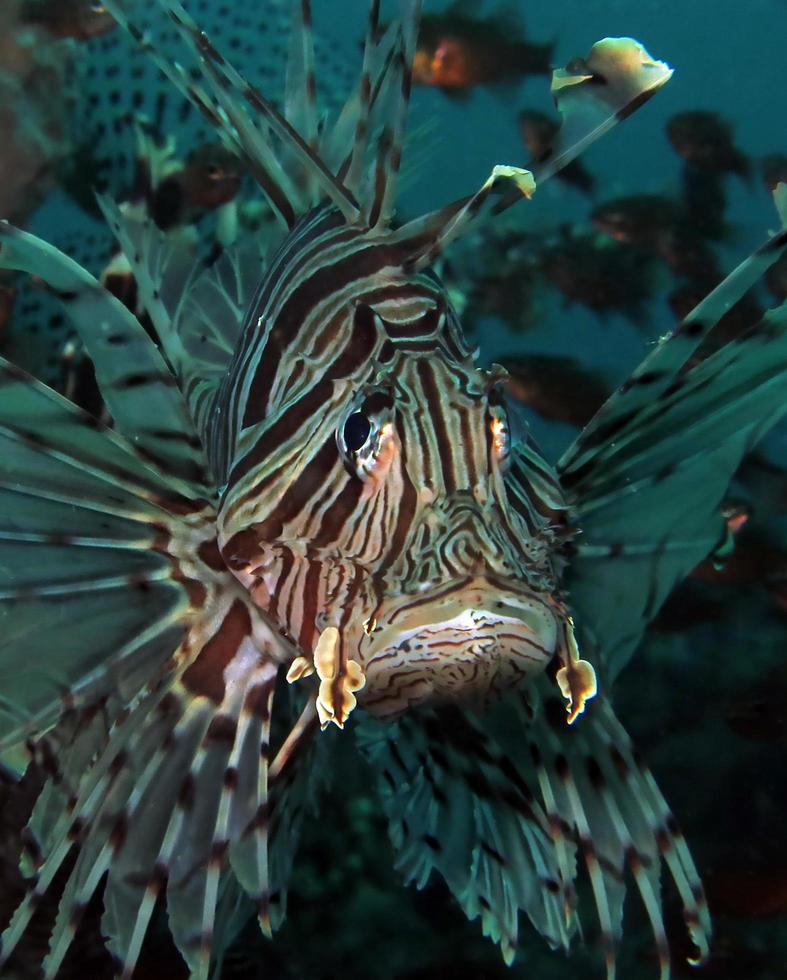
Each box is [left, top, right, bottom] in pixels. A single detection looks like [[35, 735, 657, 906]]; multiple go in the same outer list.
[[316, 695, 339, 730], [487, 165, 536, 200], [258, 908, 273, 940], [556, 659, 597, 724], [774, 181, 787, 229], [286, 655, 314, 683], [556, 618, 598, 724], [307, 627, 366, 729]]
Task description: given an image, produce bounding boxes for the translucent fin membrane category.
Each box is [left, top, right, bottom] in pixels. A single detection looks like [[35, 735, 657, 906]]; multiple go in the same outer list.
[[158, 0, 360, 221], [358, 707, 575, 966], [0, 216, 318, 978], [0, 361, 194, 750], [285, 0, 318, 152], [362, 692, 711, 975], [366, 0, 421, 227], [0, 575, 311, 979], [96, 195, 258, 451], [533, 38, 673, 184], [398, 166, 536, 272], [518, 684, 711, 978], [335, 18, 404, 178], [343, 0, 383, 192], [563, 227, 787, 477], [0, 387, 319, 974], [0, 222, 211, 496], [100, 0, 303, 228], [100, 0, 428, 233], [560, 219, 787, 681]]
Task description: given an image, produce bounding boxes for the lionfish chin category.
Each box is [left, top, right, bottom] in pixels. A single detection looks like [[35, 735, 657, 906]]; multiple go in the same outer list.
[[1, 1, 786, 977]]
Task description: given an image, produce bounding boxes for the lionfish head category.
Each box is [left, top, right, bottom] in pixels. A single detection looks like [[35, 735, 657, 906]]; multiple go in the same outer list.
[[190, 2, 663, 726], [217, 225, 570, 720], [347, 341, 569, 719]]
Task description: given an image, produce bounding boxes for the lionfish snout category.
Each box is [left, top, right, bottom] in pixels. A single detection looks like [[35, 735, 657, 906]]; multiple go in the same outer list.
[[404, 488, 531, 585], [356, 490, 564, 717], [357, 572, 564, 718]]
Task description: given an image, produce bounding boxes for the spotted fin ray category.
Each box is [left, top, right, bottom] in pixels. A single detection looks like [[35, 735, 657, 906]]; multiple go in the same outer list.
[[5, 0, 358, 385], [0, 426, 306, 980], [515, 682, 711, 979], [0, 0, 767, 976], [0, 360, 197, 750], [357, 705, 574, 965], [360, 687, 710, 977], [95, 194, 259, 451], [0, 227, 308, 979], [396, 36, 673, 270], [0, 221, 211, 493], [63, 0, 356, 208]]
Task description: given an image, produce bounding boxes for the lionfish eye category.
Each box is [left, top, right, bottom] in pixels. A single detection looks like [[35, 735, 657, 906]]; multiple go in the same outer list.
[[488, 389, 512, 466], [343, 412, 372, 452], [337, 390, 395, 479]]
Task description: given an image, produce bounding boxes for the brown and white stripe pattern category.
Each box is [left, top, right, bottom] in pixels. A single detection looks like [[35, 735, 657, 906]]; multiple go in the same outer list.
[[5, 0, 767, 976]]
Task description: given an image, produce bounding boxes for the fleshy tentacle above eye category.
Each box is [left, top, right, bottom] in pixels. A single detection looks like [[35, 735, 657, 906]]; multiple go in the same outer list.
[[394, 36, 673, 271]]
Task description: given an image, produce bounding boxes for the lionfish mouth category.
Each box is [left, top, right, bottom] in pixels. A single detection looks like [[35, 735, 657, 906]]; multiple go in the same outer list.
[[358, 576, 561, 718]]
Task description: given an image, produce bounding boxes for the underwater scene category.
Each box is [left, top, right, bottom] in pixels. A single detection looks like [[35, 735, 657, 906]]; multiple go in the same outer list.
[[0, 0, 786, 978]]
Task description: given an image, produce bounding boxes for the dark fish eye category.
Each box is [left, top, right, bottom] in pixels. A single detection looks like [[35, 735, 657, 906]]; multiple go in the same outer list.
[[490, 407, 511, 463], [343, 411, 372, 452], [487, 383, 528, 467], [337, 390, 396, 480], [487, 389, 516, 467]]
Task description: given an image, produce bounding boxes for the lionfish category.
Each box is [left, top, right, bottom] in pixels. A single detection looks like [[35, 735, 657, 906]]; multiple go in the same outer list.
[[1, 1, 786, 977]]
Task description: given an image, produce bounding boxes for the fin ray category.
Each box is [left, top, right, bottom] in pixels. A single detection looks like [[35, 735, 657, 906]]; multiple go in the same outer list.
[[0, 223, 211, 493], [156, 0, 360, 222], [0, 360, 203, 749]]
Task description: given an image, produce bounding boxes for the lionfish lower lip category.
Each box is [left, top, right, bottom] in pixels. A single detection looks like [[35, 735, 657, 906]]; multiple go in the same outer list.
[[364, 615, 554, 664], [366, 576, 557, 648]]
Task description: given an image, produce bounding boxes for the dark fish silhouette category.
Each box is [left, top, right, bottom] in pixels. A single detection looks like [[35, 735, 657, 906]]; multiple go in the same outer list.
[[760, 152, 787, 192], [725, 666, 787, 744], [707, 864, 787, 917], [669, 278, 764, 351], [666, 110, 750, 178], [592, 193, 681, 249], [518, 109, 595, 194], [1, 5, 786, 980], [19, 0, 116, 40], [501, 353, 610, 428], [541, 229, 654, 320], [412, 2, 553, 90], [766, 250, 787, 303]]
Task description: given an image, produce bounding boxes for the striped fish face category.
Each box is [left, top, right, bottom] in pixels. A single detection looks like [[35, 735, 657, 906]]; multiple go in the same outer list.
[[354, 354, 565, 717], [217, 209, 567, 718]]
